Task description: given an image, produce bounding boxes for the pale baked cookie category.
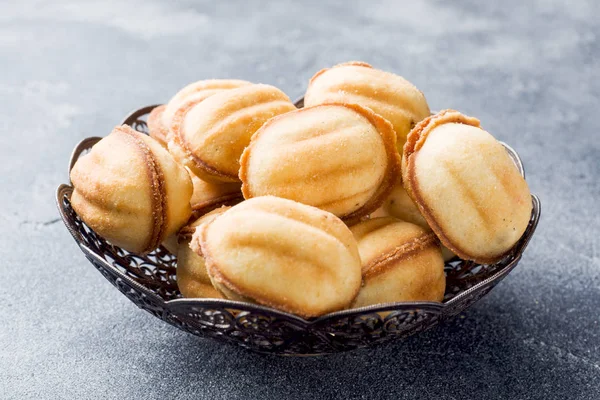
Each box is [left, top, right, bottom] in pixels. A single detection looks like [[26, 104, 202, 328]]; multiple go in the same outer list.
[[170, 84, 296, 183], [350, 217, 445, 307], [402, 110, 532, 263], [370, 178, 456, 261], [191, 196, 362, 318], [176, 207, 230, 299], [147, 105, 168, 146], [70, 125, 193, 254], [160, 172, 241, 254], [161, 234, 179, 255], [147, 79, 251, 146], [370, 177, 428, 228], [188, 170, 242, 220], [239, 103, 400, 224], [304, 61, 430, 150]]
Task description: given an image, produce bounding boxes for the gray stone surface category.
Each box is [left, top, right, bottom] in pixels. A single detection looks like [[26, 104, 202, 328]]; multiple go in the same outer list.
[[1, 0, 598, 398]]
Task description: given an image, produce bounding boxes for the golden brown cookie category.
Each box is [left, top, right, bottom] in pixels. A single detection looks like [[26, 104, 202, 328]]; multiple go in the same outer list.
[[304, 61, 430, 150], [176, 207, 230, 299], [70, 125, 193, 254], [170, 84, 296, 183], [239, 103, 400, 224], [350, 217, 446, 307], [148, 79, 251, 146], [191, 196, 362, 318], [402, 110, 532, 263]]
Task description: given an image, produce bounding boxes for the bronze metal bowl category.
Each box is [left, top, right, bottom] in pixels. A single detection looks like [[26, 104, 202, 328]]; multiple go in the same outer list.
[[55, 100, 541, 355]]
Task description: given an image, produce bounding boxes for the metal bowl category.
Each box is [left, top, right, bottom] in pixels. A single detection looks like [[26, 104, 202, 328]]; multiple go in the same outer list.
[[55, 101, 541, 356]]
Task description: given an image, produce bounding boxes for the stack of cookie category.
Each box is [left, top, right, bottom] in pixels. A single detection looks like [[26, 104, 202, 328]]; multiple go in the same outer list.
[[69, 62, 532, 318]]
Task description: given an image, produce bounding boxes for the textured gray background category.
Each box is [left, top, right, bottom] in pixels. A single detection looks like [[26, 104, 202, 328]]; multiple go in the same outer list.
[[1, 0, 599, 399]]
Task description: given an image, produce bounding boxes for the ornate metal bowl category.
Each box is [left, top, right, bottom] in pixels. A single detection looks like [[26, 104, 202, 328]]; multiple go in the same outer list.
[[56, 101, 541, 356]]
